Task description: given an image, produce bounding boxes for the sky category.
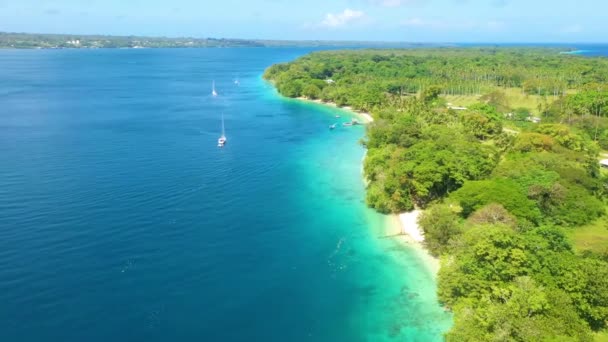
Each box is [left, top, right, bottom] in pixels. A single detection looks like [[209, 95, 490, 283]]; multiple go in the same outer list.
[[0, 0, 606, 43]]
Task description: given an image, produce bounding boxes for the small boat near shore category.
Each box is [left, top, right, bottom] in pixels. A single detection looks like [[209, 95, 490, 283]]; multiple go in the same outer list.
[[342, 119, 359, 127], [329, 123, 336, 130]]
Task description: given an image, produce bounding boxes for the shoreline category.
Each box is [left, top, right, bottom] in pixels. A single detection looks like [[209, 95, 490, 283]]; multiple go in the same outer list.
[[292, 94, 441, 277], [560, 49, 592, 55], [280, 90, 441, 277], [295, 96, 374, 123], [391, 212, 441, 276]]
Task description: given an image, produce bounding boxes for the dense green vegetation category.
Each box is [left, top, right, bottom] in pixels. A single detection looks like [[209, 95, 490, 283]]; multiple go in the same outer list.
[[265, 48, 608, 341], [264, 48, 608, 110]]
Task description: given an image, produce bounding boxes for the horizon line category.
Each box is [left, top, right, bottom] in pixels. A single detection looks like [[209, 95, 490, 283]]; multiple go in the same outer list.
[[2, 30, 608, 46]]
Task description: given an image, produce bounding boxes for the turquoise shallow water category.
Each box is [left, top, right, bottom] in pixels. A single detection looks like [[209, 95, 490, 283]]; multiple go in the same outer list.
[[0, 48, 450, 341]]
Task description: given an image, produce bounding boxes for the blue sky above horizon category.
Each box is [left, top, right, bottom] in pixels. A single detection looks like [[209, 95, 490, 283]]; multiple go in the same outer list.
[[0, 0, 605, 43]]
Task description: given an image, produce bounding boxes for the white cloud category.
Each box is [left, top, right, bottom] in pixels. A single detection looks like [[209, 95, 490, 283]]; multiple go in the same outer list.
[[320, 9, 365, 28]]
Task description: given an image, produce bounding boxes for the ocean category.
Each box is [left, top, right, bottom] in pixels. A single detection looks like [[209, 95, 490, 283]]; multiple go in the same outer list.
[[0, 47, 448, 341], [559, 44, 608, 56]]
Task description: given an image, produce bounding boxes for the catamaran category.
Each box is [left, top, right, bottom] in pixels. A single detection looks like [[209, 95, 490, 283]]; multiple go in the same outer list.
[[218, 113, 227, 147], [212, 81, 218, 97]]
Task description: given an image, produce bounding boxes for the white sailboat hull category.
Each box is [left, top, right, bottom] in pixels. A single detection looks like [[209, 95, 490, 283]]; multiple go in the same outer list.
[[218, 136, 227, 147]]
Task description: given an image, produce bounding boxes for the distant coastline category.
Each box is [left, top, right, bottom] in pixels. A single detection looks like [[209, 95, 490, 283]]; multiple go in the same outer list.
[[0, 31, 427, 50], [560, 49, 593, 55]]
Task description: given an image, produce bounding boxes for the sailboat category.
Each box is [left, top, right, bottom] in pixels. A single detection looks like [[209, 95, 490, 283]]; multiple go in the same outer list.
[[218, 113, 227, 147], [234, 78, 240, 86], [212, 81, 218, 97]]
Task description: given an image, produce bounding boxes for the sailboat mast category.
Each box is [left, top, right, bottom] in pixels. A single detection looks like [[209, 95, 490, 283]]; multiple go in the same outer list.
[[221, 113, 225, 137], [217, 112, 226, 147]]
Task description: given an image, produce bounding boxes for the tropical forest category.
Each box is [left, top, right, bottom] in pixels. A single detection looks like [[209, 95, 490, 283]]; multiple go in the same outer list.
[[264, 48, 608, 341]]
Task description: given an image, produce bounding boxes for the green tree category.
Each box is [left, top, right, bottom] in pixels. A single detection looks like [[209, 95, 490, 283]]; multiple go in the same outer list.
[[450, 179, 542, 223], [420, 85, 442, 104], [461, 111, 502, 140], [418, 204, 463, 256], [301, 84, 321, 99], [468, 203, 518, 229], [447, 278, 593, 342]]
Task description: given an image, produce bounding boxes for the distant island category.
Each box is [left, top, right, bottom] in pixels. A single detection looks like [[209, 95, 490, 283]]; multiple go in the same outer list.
[[0, 32, 431, 49], [265, 48, 608, 341]]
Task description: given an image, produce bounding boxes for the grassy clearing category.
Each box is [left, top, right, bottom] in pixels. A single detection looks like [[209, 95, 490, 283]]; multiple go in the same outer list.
[[594, 331, 608, 342], [443, 87, 566, 114], [568, 216, 608, 254], [503, 121, 536, 132]]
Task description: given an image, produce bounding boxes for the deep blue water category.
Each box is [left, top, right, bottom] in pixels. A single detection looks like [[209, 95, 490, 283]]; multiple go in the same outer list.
[[0, 48, 450, 342]]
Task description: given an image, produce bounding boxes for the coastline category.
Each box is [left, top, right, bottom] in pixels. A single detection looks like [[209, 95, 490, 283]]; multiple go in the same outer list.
[[559, 49, 592, 55], [391, 212, 441, 276], [295, 96, 375, 123], [291, 94, 441, 278], [268, 88, 453, 341]]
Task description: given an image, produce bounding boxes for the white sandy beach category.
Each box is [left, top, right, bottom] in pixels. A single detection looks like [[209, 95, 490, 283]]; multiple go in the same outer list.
[[342, 105, 374, 123], [398, 210, 425, 242], [296, 97, 374, 123], [393, 211, 441, 276], [360, 113, 374, 123]]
